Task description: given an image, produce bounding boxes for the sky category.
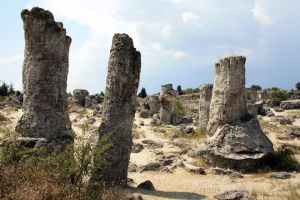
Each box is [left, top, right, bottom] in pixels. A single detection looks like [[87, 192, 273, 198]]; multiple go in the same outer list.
[[0, 0, 299, 94]]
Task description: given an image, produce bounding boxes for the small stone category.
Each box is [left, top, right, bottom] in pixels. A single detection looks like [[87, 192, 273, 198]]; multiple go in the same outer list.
[[137, 180, 155, 191], [215, 190, 256, 200], [266, 172, 291, 179]]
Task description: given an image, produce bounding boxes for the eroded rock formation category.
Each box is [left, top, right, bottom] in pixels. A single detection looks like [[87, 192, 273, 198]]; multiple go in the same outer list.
[[91, 33, 141, 185], [73, 89, 89, 107], [16, 7, 72, 142], [207, 56, 246, 135], [194, 56, 274, 170], [198, 84, 213, 133], [159, 84, 178, 125]]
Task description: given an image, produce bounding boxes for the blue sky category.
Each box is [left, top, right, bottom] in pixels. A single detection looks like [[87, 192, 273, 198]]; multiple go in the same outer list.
[[0, 0, 299, 94]]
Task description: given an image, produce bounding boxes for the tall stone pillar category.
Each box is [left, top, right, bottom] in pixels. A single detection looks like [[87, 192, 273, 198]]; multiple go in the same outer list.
[[91, 33, 141, 185], [159, 84, 178, 125], [16, 7, 72, 142], [198, 84, 213, 133], [207, 56, 246, 135]]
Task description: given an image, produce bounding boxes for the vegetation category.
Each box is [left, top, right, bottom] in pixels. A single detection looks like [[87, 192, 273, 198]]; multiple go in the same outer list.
[[268, 144, 300, 171], [173, 100, 186, 116], [267, 87, 289, 101], [138, 87, 147, 98], [250, 84, 262, 91], [0, 126, 124, 199], [296, 82, 300, 91], [182, 87, 199, 95], [176, 85, 183, 95]]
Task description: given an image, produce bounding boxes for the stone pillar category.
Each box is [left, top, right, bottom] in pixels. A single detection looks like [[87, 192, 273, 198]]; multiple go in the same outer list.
[[91, 33, 141, 185], [16, 7, 72, 142], [159, 84, 178, 125], [198, 84, 213, 133], [207, 56, 246, 135], [73, 89, 89, 107]]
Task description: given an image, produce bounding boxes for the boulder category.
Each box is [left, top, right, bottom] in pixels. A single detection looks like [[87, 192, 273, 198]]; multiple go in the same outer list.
[[266, 172, 291, 179], [137, 180, 155, 191], [215, 190, 256, 200], [73, 89, 89, 107], [280, 100, 300, 110], [197, 118, 274, 171]]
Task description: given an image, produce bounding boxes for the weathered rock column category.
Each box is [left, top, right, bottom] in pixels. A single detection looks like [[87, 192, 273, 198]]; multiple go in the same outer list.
[[91, 33, 141, 185], [15, 7, 72, 142], [198, 84, 213, 133], [207, 56, 246, 135], [73, 89, 89, 107], [159, 84, 178, 125]]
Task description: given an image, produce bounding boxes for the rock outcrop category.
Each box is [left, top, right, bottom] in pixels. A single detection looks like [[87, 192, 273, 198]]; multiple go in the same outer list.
[[198, 84, 213, 133], [196, 56, 273, 170], [139, 95, 160, 118], [197, 118, 273, 171], [159, 84, 178, 125], [73, 89, 89, 107], [207, 56, 246, 135], [91, 33, 141, 185], [280, 100, 300, 109], [16, 7, 72, 142]]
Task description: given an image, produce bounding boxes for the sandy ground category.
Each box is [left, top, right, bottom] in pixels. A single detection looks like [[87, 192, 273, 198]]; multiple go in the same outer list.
[[1, 106, 300, 200]]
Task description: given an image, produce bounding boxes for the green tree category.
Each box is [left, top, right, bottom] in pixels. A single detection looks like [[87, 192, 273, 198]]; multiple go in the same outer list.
[[177, 85, 183, 95], [100, 91, 104, 96], [8, 83, 15, 95], [250, 84, 262, 91], [138, 87, 147, 98], [0, 81, 8, 96], [296, 82, 300, 91]]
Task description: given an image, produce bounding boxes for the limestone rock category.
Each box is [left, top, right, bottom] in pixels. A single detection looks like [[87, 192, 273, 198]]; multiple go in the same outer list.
[[139, 95, 160, 118], [137, 180, 155, 191], [91, 33, 141, 185], [73, 89, 89, 107], [215, 190, 256, 200], [198, 118, 273, 171], [266, 172, 291, 179], [207, 56, 247, 135], [16, 7, 72, 141], [199, 84, 213, 133], [159, 84, 178, 125], [280, 100, 300, 109]]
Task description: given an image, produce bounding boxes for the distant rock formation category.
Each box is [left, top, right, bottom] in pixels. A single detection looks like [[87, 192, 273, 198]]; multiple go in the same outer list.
[[16, 7, 72, 142], [91, 33, 141, 185], [198, 84, 213, 133], [73, 89, 89, 107], [207, 56, 246, 135], [159, 84, 178, 125]]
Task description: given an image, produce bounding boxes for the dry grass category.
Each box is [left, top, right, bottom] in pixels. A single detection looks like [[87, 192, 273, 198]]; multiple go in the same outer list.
[[132, 129, 145, 139], [259, 119, 286, 134]]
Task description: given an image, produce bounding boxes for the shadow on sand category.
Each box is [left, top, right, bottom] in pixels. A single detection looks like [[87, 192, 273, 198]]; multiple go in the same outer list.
[[129, 187, 206, 200]]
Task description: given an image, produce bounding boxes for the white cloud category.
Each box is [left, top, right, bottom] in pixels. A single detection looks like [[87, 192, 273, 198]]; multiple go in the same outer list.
[[162, 24, 173, 37], [182, 12, 199, 24], [251, 2, 274, 25], [0, 54, 23, 66]]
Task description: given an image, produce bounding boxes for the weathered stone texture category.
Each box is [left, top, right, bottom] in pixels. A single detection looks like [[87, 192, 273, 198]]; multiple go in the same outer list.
[[159, 84, 178, 125], [207, 56, 246, 135], [92, 33, 141, 184], [16, 7, 72, 141], [73, 89, 89, 107], [198, 84, 213, 133]]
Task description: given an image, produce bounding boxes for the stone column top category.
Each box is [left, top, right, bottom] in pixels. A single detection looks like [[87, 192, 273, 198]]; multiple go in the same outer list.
[[215, 56, 246, 69], [21, 7, 71, 45]]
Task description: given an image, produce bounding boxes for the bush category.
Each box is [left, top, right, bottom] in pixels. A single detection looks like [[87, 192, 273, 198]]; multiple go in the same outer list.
[[250, 84, 262, 91], [267, 87, 289, 101], [138, 87, 147, 98], [182, 87, 199, 95], [269, 144, 300, 171], [173, 101, 186, 116]]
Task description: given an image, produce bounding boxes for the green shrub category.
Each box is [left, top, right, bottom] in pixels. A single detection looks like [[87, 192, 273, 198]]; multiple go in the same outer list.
[[296, 82, 300, 91], [250, 84, 262, 91], [0, 81, 8, 96], [177, 85, 183, 95], [269, 144, 300, 171], [138, 87, 147, 98], [267, 87, 289, 101], [173, 101, 186, 116]]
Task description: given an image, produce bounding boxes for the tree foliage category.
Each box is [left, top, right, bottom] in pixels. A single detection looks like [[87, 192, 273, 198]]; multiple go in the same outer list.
[[138, 87, 147, 98]]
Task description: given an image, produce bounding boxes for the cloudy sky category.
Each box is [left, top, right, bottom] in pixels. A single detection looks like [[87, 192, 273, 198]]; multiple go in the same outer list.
[[0, 0, 299, 94]]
